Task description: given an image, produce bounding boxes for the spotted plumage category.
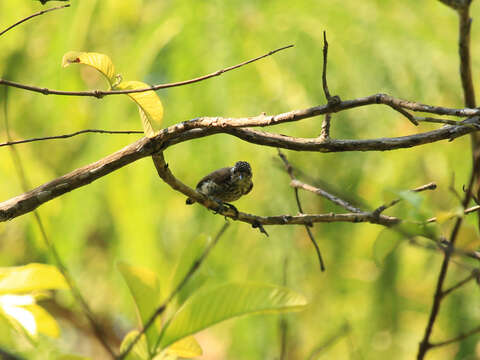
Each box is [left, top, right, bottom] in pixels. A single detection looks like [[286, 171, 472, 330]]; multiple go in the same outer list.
[[186, 161, 253, 204]]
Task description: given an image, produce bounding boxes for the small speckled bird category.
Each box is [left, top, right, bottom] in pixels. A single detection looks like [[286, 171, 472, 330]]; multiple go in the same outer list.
[[186, 161, 253, 205]]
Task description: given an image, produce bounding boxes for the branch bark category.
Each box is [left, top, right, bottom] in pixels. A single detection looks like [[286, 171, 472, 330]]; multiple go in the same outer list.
[[1, 107, 480, 222]]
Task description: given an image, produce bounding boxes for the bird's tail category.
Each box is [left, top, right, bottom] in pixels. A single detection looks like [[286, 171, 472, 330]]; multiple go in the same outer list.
[[186, 198, 195, 205]]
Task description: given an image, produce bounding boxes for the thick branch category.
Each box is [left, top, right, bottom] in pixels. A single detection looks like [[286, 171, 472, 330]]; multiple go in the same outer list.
[[1, 111, 480, 222]]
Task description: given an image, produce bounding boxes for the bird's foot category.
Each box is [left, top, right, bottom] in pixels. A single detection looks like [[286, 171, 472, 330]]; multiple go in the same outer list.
[[213, 201, 239, 220]]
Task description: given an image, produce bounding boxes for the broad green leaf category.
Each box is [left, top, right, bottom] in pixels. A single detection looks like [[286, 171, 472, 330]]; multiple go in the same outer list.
[[115, 81, 164, 138], [167, 336, 203, 358], [62, 51, 116, 86], [0, 263, 68, 294], [158, 282, 307, 350], [117, 262, 161, 349], [167, 235, 209, 303], [119, 330, 149, 360]]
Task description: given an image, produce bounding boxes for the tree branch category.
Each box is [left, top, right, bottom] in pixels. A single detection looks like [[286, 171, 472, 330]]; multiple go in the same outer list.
[[278, 150, 326, 271], [1, 109, 480, 222], [0, 129, 143, 147], [0, 4, 70, 37], [0, 45, 293, 97]]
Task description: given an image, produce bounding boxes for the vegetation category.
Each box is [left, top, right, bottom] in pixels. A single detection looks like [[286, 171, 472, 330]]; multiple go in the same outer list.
[[1, 0, 480, 359]]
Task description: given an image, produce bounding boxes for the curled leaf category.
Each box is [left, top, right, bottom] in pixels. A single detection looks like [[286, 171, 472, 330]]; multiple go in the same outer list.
[[115, 81, 164, 137], [62, 51, 116, 86]]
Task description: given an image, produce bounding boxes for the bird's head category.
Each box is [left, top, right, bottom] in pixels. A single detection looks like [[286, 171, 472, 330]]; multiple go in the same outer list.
[[233, 161, 252, 180]]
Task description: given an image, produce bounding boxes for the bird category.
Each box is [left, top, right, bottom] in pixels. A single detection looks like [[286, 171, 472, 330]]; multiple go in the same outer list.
[[186, 161, 253, 209]]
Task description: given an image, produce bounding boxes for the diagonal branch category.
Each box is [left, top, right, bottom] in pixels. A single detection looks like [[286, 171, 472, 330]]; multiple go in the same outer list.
[[0, 4, 70, 37], [0, 129, 143, 147], [0, 45, 293, 97], [1, 112, 480, 222]]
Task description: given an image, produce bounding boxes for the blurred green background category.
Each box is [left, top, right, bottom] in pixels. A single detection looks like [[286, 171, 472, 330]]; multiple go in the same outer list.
[[1, 0, 480, 359]]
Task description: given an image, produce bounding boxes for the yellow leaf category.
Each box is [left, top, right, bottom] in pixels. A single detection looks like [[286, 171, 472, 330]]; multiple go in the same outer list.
[[167, 336, 203, 358], [0, 263, 68, 294], [27, 304, 60, 338], [115, 81, 164, 137], [62, 51, 116, 86]]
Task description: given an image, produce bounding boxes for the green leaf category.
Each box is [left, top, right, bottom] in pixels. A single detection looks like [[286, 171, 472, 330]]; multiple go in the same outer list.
[[167, 234, 209, 303], [62, 51, 116, 86], [115, 81, 164, 137], [0, 263, 68, 294], [119, 330, 149, 360], [158, 282, 307, 350], [117, 262, 162, 350], [167, 336, 203, 358]]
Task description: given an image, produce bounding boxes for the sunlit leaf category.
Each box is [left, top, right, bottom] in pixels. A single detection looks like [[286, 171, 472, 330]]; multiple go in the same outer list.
[[27, 304, 60, 338], [167, 336, 203, 358], [117, 262, 162, 349], [115, 81, 164, 137], [158, 282, 307, 350], [119, 330, 149, 360], [62, 51, 116, 86], [0, 300, 36, 336], [0, 263, 68, 294]]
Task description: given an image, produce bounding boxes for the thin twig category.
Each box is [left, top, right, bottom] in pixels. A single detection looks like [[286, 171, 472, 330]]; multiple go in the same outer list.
[[0, 4, 70, 37], [373, 182, 437, 215], [117, 222, 230, 360], [0, 129, 143, 147], [290, 179, 362, 213], [442, 271, 477, 297], [415, 116, 461, 125], [320, 113, 331, 140], [277, 149, 326, 271], [417, 163, 477, 359], [430, 325, 480, 348], [388, 104, 419, 126], [0, 45, 293, 98], [322, 31, 332, 101], [417, 2, 477, 357]]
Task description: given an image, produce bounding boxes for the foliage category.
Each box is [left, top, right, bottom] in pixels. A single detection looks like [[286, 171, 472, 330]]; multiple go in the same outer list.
[[1, 1, 479, 359]]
